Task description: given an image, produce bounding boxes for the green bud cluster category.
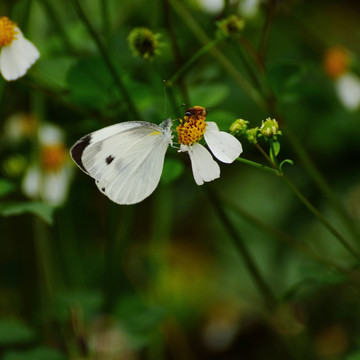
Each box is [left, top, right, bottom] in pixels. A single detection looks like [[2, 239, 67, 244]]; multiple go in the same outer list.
[[216, 15, 245, 39], [128, 27, 161, 60]]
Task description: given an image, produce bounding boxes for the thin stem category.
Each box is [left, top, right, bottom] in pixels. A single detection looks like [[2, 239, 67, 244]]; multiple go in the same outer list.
[[236, 154, 360, 261], [255, 142, 275, 168], [207, 188, 277, 310], [169, 0, 267, 110], [100, 0, 111, 48], [223, 196, 349, 274], [236, 157, 278, 175], [281, 175, 360, 262], [258, 0, 277, 68], [71, 0, 141, 119], [38, 0, 77, 54], [163, 0, 190, 105], [168, 39, 221, 86], [283, 123, 360, 243]]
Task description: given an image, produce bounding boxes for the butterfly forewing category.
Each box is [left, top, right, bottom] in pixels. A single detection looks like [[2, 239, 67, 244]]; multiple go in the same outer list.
[[70, 120, 172, 205]]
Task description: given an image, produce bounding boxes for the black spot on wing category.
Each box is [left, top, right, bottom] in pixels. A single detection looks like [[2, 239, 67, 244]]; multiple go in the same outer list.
[[71, 135, 92, 173], [106, 155, 115, 164], [102, 187, 105, 192]]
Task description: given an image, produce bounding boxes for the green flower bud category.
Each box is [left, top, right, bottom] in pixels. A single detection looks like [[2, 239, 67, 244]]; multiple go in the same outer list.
[[260, 118, 280, 138], [246, 127, 259, 144], [2, 155, 27, 178], [128, 27, 161, 60], [230, 118, 248, 135], [216, 15, 245, 39]]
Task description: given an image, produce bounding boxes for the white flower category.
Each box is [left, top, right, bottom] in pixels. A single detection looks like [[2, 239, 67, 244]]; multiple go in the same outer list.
[[238, 0, 263, 18], [177, 106, 243, 185], [335, 72, 360, 111], [22, 124, 73, 207], [0, 16, 40, 81]]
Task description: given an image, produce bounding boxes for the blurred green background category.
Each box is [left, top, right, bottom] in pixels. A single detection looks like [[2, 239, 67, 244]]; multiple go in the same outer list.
[[0, 0, 360, 359]]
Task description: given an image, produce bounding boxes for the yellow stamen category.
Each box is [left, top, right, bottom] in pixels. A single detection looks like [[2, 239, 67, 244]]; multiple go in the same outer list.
[[40, 144, 67, 172], [0, 17, 18, 47], [177, 106, 207, 146]]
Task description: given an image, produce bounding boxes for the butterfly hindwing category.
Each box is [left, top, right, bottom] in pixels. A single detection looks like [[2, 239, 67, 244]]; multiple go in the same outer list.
[[70, 121, 172, 205]]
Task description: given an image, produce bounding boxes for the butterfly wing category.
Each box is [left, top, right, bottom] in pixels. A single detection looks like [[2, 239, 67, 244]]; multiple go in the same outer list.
[[71, 121, 172, 205]]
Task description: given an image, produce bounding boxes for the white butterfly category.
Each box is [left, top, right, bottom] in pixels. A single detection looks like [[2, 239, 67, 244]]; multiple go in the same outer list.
[[70, 118, 173, 205]]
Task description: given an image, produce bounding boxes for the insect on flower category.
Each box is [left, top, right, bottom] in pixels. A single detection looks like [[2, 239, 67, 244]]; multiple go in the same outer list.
[[177, 106, 243, 185], [70, 106, 242, 205], [0, 16, 40, 81]]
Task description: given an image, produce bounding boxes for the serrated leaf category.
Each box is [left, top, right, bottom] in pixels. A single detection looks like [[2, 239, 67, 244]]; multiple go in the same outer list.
[[0, 179, 16, 198], [3, 347, 65, 360], [0, 319, 36, 346], [0, 202, 54, 225]]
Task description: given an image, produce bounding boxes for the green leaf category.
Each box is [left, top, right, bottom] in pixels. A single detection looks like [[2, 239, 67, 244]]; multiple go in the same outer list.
[[0, 179, 16, 198], [66, 57, 119, 110], [267, 61, 307, 101], [189, 83, 230, 107], [115, 295, 166, 340], [35, 57, 75, 89], [161, 158, 184, 185], [54, 290, 103, 321], [347, 351, 360, 360], [0, 319, 36, 346], [3, 347, 65, 360], [0, 202, 54, 225], [272, 141, 281, 156], [280, 159, 294, 172]]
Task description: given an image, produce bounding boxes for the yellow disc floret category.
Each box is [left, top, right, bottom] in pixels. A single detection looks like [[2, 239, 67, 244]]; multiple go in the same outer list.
[[40, 144, 67, 172], [177, 106, 207, 146], [0, 17, 18, 47]]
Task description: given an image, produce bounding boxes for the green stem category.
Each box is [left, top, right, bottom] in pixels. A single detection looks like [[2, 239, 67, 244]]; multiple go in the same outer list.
[[258, 0, 277, 68], [71, 0, 141, 119], [283, 123, 360, 243], [236, 157, 277, 175], [169, 0, 267, 110], [281, 175, 360, 262], [168, 38, 221, 86], [100, 0, 111, 48], [207, 188, 277, 310], [236, 155, 360, 261], [38, 0, 77, 54], [223, 196, 349, 274], [163, 0, 190, 105]]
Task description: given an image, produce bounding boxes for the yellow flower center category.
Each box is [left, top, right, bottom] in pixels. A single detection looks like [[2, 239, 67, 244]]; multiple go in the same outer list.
[[40, 144, 67, 172], [324, 47, 349, 79], [0, 17, 18, 47], [176, 106, 207, 146]]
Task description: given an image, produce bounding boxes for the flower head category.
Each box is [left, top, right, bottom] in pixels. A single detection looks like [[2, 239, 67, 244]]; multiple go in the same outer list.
[[128, 27, 161, 60], [245, 127, 259, 144], [260, 118, 280, 138], [0, 16, 40, 81], [230, 118, 249, 136], [177, 106, 243, 185], [324, 47, 350, 79], [22, 124, 73, 206], [216, 15, 245, 39]]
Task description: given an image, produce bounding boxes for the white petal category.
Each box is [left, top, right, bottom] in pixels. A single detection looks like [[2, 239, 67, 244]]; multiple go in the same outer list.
[[335, 73, 360, 111], [22, 165, 40, 199], [42, 167, 72, 206], [204, 122, 243, 163], [0, 28, 40, 81], [180, 143, 220, 185]]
